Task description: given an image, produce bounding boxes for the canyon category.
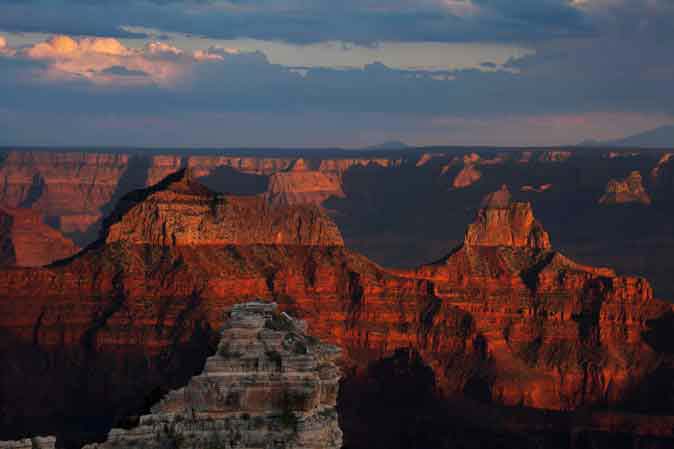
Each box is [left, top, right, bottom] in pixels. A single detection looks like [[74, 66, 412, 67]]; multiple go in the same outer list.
[[0, 165, 673, 448], [82, 302, 343, 449]]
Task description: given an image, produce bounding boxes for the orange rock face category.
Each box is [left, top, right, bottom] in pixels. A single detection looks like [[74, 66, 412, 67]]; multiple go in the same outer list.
[[0, 205, 79, 267], [104, 170, 344, 246], [0, 177, 672, 445], [464, 185, 551, 249], [452, 164, 482, 189], [188, 156, 294, 176], [145, 155, 184, 186], [262, 158, 344, 206]]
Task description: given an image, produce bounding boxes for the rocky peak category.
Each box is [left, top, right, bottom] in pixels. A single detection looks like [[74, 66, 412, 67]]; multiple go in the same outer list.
[[84, 302, 343, 449], [289, 158, 311, 172], [465, 185, 551, 249], [103, 170, 344, 246], [599, 170, 651, 205]]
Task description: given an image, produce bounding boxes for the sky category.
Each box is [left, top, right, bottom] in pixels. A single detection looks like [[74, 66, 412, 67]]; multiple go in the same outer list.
[[1, 0, 673, 148]]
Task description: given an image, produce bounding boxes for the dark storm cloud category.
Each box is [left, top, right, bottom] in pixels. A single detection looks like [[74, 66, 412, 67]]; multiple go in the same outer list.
[[0, 0, 595, 44]]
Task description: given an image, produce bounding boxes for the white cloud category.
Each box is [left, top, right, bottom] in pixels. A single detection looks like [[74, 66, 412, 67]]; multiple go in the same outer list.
[[0, 34, 15, 56], [13, 35, 243, 86]]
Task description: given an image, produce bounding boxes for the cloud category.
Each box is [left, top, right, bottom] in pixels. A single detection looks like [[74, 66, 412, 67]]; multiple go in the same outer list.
[[0, 35, 15, 56], [101, 65, 149, 77], [0, 0, 596, 45], [2, 0, 674, 148], [10, 34, 235, 85]]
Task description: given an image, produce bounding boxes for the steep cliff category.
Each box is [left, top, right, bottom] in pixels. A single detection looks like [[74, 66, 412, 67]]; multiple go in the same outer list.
[[104, 169, 344, 246], [0, 151, 129, 233], [464, 185, 551, 249], [0, 206, 79, 266], [262, 158, 346, 207], [396, 186, 668, 409], [83, 302, 342, 449], [145, 155, 184, 187]]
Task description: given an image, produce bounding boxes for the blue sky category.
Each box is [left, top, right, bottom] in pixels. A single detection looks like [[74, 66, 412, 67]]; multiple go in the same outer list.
[[1, 0, 673, 147]]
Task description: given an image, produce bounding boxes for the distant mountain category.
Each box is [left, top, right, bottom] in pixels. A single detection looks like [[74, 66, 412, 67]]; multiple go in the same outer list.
[[581, 124, 674, 148], [362, 140, 410, 150]]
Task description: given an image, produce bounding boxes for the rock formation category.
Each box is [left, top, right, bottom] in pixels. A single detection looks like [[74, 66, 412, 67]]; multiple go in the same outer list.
[[0, 151, 403, 243], [396, 186, 668, 409], [416, 153, 445, 167], [83, 302, 342, 449], [0, 206, 79, 266], [0, 166, 673, 447], [538, 151, 572, 162], [264, 159, 345, 207], [464, 185, 551, 249], [0, 151, 129, 234], [451, 164, 482, 189], [599, 171, 651, 205], [188, 156, 294, 177], [0, 437, 55, 449], [317, 158, 400, 173], [521, 184, 552, 193], [146, 155, 184, 186], [651, 152, 674, 193], [104, 169, 344, 246]]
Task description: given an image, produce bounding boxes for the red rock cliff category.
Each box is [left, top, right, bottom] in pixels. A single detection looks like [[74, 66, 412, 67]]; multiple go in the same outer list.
[[0, 205, 79, 266], [0, 179, 672, 443], [0, 151, 129, 233], [104, 169, 345, 246]]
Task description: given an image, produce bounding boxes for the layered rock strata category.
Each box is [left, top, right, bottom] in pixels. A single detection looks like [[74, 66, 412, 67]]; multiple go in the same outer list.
[[104, 169, 344, 246], [599, 171, 651, 205], [83, 302, 342, 449], [264, 159, 345, 207], [396, 186, 668, 409], [0, 151, 129, 233], [464, 185, 551, 249], [0, 175, 672, 445], [0, 206, 79, 266]]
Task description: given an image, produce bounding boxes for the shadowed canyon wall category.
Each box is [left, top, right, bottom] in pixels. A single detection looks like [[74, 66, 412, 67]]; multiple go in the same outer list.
[[0, 171, 673, 448]]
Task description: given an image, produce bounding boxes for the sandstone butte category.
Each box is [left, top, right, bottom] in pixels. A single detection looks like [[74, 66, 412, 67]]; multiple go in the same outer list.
[[0, 171, 673, 444], [103, 169, 344, 246], [599, 170, 652, 205], [264, 158, 346, 207], [0, 205, 79, 267]]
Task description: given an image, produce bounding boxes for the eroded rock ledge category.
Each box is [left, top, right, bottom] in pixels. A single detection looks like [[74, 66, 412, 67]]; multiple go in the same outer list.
[[84, 302, 343, 449], [103, 169, 344, 247]]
